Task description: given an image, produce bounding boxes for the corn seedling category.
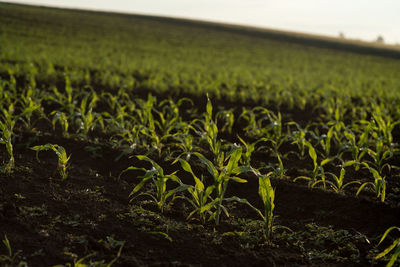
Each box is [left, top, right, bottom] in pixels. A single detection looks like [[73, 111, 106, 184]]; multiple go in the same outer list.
[[374, 226, 400, 267], [74, 92, 101, 136], [195, 95, 224, 166], [31, 144, 71, 180], [356, 164, 386, 202], [319, 125, 336, 158], [121, 155, 190, 213], [273, 153, 286, 179], [371, 105, 400, 147], [51, 111, 69, 137], [113, 124, 146, 161], [178, 158, 216, 224], [237, 135, 261, 166], [49, 76, 76, 116], [133, 94, 167, 155], [288, 122, 308, 159], [0, 105, 16, 173], [254, 170, 275, 240], [326, 168, 360, 194], [367, 138, 394, 174], [171, 130, 195, 161], [239, 106, 276, 139], [54, 242, 123, 267], [189, 146, 249, 225], [0, 235, 26, 267], [294, 141, 333, 188], [342, 130, 368, 171], [18, 87, 43, 131], [156, 97, 192, 136], [227, 168, 276, 240], [216, 109, 235, 134]]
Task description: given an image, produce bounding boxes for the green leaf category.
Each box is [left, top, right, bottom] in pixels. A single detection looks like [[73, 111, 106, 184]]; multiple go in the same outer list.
[[339, 168, 346, 181], [165, 174, 181, 184], [129, 176, 153, 198], [193, 152, 218, 178], [206, 95, 213, 118], [204, 185, 215, 199], [305, 141, 317, 166], [293, 176, 312, 182], [369, 167, 381, 181], [375, 238, 400, 260], [226, 147, 242, 175], [321, 157, 334, 167], [200, 199, 219, 213], [136, 155, 164, 176], [232, 166, 253, 175], [387, 244, 400, 267], [356, 182, 373, 196], [343, 160, 356, 167], [378, 227, 400, 245], [164, 184, 191, 201], [231, 176, 247, 183]]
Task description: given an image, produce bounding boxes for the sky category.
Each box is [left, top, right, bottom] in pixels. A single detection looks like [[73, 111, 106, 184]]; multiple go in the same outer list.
[[2, 0, 400, 44]]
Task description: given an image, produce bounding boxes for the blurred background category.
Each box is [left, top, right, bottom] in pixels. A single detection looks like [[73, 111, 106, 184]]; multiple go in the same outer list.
[[1, 0, 399, 45]]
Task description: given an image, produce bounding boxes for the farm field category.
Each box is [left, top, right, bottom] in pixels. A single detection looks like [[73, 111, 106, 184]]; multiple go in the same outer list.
[[1, 2, 400, 266]]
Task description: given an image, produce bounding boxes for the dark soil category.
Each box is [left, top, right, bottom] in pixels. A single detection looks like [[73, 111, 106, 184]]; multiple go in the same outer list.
[[1, 127, 399, 266], [0, 74, 399, 266]]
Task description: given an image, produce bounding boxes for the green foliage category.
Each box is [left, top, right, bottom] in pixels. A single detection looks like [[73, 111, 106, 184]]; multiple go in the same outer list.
[[54, 242, 123, 267], [178, 158, 216, 224], [293, 141, 334, 189], [121, 155, 190, 213], [31, 144, 71, 180], [256, 171, 275, 240], [0, 235, 27, 267], [0, 5, 400, 264], [188, 146, 249, 225], [326, 168, 360, 194], [356, 164, 386, 202], [0, 105, 15, 173], [375, 227, 400, 267]]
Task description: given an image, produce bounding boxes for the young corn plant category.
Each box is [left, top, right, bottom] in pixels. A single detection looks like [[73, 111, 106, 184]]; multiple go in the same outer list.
[[216, 109, 235, 134], [51, 111, 69, 137], [326, 168, 360, 194], [0, 235, 25, 267], [237, 135, 262, 167], [0, 105, 16, 173], [228, 169, 276, 240], [319, 125, 336, 159], [120, 155, 190, 213], [49, 75, 76, 116], [288, 121, 308, 159], [133, 94, 165, 155], [18, 87, 43, 131], [196, 95, 223, 166], [238, 106, 275, 138], [31, 144, 71, 181], [104, 100, 135, 133], [356, 164, 386, 202], [178, 159, 216, 224], [254, 170, 275, 240], [374, 226, 400, 267], [342, 130, 368, 171], [371, 106, 400, 147], [155, 97, 192, 137], [74, 92, 102, 136], [113, 124, 146, 161], [366, 138, 395, 174], [171, 129, 196, 161], [189, 146, 248, 225], [294, 141, 333, 188]]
